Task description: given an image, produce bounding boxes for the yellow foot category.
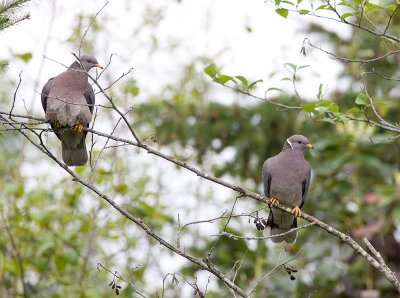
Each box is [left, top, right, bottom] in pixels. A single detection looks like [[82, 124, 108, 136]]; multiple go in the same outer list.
[[269, 197, 279, 207], [73, 123, 84, 133], [291, 206, 301, 217]]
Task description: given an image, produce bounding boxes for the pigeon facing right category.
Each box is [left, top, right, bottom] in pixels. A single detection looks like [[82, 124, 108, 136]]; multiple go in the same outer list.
[[41, 55, 103, 166], [260, 134, 312, 243]]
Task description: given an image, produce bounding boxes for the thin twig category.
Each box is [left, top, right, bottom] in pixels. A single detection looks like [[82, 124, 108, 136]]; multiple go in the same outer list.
[[78, 1, 109, 56], [214, 222, 316, 240], [9, 71, 23, 119], [97, 263, 146, 297], [303, 38, 400, 63]]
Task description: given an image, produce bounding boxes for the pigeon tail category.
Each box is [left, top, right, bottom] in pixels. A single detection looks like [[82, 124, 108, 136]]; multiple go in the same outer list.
[[264, 210, 298, 243], [61, 129, 88, 166]]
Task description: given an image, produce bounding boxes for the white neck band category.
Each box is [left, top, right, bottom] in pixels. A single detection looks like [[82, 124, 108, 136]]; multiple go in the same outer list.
[[286, 138, 293, 149]]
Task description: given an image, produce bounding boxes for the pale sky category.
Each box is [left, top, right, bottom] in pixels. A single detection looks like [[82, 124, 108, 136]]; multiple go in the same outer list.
[[2, 0, 348, 112]]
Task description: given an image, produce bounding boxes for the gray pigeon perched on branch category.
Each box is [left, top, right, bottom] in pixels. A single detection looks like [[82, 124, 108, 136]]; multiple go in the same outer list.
[[41, 55, 103, 166], [259, 134, 312, 243]]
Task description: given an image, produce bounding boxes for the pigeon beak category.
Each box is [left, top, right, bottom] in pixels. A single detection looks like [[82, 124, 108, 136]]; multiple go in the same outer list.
[[95, 64, 103, 69], [306, 143, 313, 149]]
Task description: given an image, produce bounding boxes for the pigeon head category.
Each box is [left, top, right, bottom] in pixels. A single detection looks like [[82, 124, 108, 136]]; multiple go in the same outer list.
[[79, 55, 103, 71], [283, 134, 313, 151]]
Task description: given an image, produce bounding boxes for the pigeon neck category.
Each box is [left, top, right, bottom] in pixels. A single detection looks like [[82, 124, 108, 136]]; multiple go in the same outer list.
[[66, 61, 89, 89], [282, 144, 295, 151], [69, 61, 83, 70], [282, 147, 304, 157]]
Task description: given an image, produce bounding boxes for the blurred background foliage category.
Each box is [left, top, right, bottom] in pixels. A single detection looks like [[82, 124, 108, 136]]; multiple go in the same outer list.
[[1, 0, 400, 297]]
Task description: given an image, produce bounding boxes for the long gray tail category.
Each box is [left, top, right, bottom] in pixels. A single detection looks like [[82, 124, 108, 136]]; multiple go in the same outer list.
[[61, 130, 88, 166], [264, 209, 297, 243]]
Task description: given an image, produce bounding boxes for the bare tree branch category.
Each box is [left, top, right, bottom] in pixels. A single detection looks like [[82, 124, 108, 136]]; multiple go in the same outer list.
[[303, 38, 400, 64], [3, 111, 400, 293]]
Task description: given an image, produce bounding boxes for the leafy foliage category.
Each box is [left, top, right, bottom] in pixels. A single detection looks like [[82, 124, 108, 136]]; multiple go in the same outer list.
[[0, 0, 30, 73]]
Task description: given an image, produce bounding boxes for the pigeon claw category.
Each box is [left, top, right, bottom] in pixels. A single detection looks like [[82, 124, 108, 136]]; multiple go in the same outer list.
[[291, 206, 301, 217], [269, 197, 279, 207], [74, 123, 84, 133]]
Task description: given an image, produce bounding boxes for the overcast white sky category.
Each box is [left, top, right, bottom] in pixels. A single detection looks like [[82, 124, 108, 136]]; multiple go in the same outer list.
[[2, 0, 349, 113]]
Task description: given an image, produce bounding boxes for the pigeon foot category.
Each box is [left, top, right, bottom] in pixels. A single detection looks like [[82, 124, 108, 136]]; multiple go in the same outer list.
[[73, 123, 84, 133], [269, 197, 279, 207], [291, 206, 301, 217]]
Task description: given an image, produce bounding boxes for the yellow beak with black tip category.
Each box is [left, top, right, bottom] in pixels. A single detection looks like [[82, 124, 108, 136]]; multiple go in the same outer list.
[[95, 63, 103, 69]]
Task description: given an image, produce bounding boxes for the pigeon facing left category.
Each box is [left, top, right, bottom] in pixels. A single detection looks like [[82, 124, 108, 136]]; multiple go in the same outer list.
[[41, 55, 103, 166], [258, 135, 312, 243]]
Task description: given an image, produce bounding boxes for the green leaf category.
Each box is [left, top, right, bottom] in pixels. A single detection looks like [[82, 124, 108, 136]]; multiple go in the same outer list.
[[299, 9, 310, 14], [386, 4, 398, 11], [297, 0, 303, 4], [298, 64, 310, 70], [281, 77, 292, 81], [235, 75, 248, 87], [322, 118, 336, 124], [275, 0, 281, 5], [316, 4, 329, 10], [355, 92, 368, 105], [115, 183, 128, 194], [365, 2, 382, 12], [248, 79, 263, 90], [302, 103, 317, 112], [341, 12, 354, 20], [316, 4, 334, 11], [275, 8, 289, 18], [329, 103, 339, 113], [336, 113, 347, 123], [15, 52, 32, 63], [370, 101, 387, 106], [204, 64, 217, 78], [346, 107, 360, 114], [281, 0, 295, 5], [63, 250, 78, 264], [123, 79, 140, 96], [285, 63, 297, 71], [266, 87, 282, 93], [53, 255, 66, 272], [217, 75, 234, 84], [317, 100, 339, 113]]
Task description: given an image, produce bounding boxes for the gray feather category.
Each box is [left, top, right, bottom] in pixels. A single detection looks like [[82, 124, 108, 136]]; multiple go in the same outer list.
[[41, 77, 54, 112], [61, 130, 88, 166], [263, 135, 312, 243], [40, 55, 101, 166]]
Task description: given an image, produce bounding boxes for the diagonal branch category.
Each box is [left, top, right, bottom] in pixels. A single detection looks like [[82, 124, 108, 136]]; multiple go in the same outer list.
[[1, 116, 249, 297], [3, 112, 400, 292]]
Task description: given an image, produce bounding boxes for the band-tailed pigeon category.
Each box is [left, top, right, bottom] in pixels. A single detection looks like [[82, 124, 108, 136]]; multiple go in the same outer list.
[[259, 135, 312, 243], [41, 55, 102, 166]]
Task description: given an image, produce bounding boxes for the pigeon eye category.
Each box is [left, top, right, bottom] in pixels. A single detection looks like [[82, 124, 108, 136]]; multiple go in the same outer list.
[[297, 141, 301, 144]]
